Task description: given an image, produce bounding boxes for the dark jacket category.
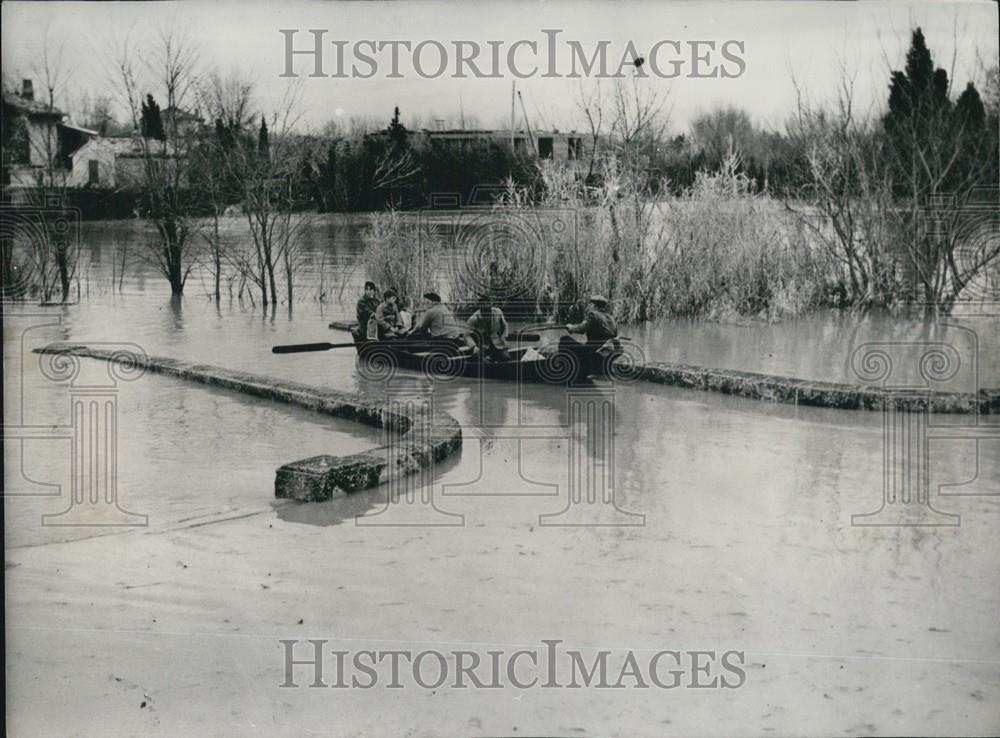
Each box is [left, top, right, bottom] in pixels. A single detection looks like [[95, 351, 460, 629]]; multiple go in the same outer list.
[[356, 295, 380, 330], [569, 308, 618, 345], [466, 307, 508, 348]]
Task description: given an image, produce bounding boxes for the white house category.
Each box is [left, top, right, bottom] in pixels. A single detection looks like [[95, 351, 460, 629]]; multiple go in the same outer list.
[[67, 136, 146, 189]]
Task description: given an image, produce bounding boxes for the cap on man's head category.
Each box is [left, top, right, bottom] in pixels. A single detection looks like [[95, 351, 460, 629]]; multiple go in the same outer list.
[[423, 292, 442, 303], [589, 294, 609, 307], [364, 280, 377, 291]]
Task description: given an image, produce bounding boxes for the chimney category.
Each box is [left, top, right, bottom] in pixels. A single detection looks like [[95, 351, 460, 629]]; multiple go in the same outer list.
[[21, 79, 34, 102]]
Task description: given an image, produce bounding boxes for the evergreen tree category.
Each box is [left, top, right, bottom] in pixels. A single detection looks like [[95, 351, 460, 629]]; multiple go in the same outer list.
[[140, 94, 165, 141], [388, 106, 408, 155], [881, 27, 998, 309], [954, 82, 986, 131], [258, 116, 269, 155], [883, 27, 990, 193]]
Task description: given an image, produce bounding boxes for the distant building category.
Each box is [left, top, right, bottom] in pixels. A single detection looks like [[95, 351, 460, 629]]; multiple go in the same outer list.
[[161, 106, 205, 137], [67, 136, 148, 190], [367, 127, 592, 168], [1, 79, 97, 191]]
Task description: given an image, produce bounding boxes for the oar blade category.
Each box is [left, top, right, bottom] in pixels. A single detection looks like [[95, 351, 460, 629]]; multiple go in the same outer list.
[[272, 341, 358, 354], [272, 342, 333, 354]]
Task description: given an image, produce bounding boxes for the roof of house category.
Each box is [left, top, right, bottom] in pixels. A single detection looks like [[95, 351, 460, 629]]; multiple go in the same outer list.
[[162, 106, 205, 124], [70, 136, 143, 158], [2, 92, 65, 119], [60, 122, 99, 136]]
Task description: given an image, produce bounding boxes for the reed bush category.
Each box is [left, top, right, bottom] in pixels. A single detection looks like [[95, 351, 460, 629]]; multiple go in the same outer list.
[[361, 208, 441, 309], [361, 156, 833, 325], [534, 155, 832, 323]]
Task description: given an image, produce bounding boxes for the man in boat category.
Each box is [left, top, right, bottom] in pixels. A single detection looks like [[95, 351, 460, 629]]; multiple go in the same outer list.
[[465, 299, 511, 362], [374, 289, 405, 339], [557, 295, 621, 376], [406, 292, 465, 355], [356, 281, 380, 338]]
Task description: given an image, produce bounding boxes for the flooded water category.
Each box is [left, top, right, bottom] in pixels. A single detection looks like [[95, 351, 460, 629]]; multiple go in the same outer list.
[[4, 217, 1000, 736]]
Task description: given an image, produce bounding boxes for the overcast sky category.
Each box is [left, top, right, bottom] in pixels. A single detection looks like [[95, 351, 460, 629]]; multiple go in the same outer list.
[[2, 0, 997, 134]]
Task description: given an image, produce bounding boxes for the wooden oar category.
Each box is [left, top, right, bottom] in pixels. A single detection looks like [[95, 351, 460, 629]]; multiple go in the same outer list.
[[272, 341, 357, 354], [518, 323, 570, 332]]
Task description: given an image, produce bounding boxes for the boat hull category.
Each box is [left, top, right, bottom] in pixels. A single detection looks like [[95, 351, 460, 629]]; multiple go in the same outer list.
[[352, 333, 600, 384]]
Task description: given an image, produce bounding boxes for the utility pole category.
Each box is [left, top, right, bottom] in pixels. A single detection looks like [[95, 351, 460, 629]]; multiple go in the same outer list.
[[510, 80, 516, 151], [518, 90, 534, 151]]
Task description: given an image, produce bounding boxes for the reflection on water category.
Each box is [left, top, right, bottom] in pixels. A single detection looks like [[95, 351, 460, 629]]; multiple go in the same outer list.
[[631, 313, 999, 391]]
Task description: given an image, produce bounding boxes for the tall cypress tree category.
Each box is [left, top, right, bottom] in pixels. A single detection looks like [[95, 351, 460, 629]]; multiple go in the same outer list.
[[883, 27, 989, 193], [258, 116, 269, 155], [388, 106, 408, 155], [882, 27, 997, 308], [141, 94, 165, 141]]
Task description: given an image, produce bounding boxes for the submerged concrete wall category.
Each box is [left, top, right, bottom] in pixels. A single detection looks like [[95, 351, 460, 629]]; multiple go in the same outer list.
[[33, 344, 462, 503], [31, 344, 995, 510], [630, 360, 999, 414]]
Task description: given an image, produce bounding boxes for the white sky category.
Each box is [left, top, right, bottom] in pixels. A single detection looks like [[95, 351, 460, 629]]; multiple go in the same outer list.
[[2, 0, 997, 134]]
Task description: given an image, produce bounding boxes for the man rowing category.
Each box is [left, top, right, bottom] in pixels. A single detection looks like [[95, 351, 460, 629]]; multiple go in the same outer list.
[[465, 299, 511, 362], [557, 294, 621, 376], [407, 292, 465, 355]]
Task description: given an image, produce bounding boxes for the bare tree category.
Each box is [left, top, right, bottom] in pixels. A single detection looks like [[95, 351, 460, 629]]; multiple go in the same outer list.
[[691, 105, 759, 166], [784, 69, 900, 308], [74, 91, 120, 136], [224, 80, 317, 304], [13, 22, 79, 303], [371, 146, 420, 191], [108, 26, 202, 295], [608, 75, 669, 170], [33, 20, 73, 111], [195, 70, 256, 301], [574, 80, 606, 182]]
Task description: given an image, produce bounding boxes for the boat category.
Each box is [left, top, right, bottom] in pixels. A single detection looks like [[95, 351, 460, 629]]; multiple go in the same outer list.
[[351, 331, 610, 384]]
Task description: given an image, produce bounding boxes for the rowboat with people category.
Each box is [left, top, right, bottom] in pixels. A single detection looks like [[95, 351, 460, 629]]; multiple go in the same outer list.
[[273, 291, 627, 384], [348, 329, 610, 384]]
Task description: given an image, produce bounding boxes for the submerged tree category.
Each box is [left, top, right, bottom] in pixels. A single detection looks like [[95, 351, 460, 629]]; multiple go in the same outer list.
[[110, 26, 201, 295]]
